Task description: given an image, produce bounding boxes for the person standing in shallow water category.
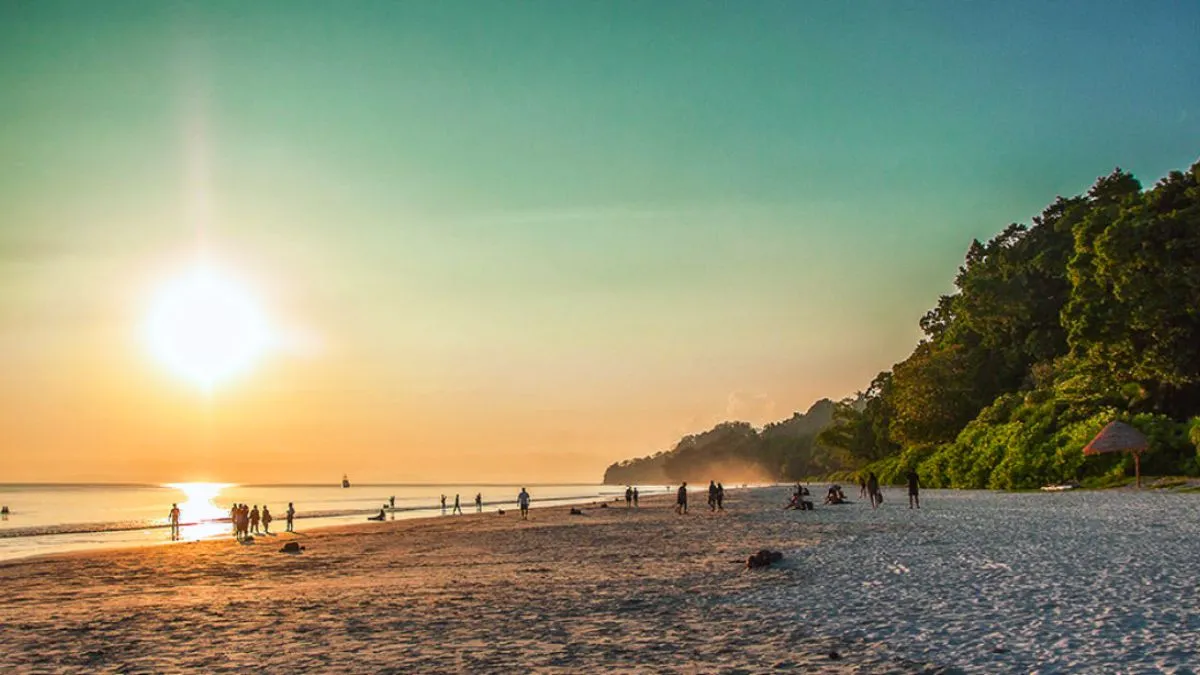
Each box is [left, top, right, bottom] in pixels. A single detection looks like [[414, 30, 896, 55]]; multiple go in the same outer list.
[[262, 505, 273, 534], [286, 502, 295, 532], [475, 492, 483, 512], [440, 494, 447, 514], [676, 482, 689, 515], [168, 503, 181, 540], [517, 488, 531, 520], [906, 470, 920, 509], [866, 473, 880, 510], [250, 505, 261, 534]]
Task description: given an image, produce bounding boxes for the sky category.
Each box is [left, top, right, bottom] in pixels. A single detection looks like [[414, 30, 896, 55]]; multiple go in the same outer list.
[[1, 1, 1198, 484]]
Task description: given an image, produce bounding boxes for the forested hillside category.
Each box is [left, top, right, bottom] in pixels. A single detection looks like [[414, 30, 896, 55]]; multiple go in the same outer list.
[[817, 162, 1200, 488], [602, 399, 840, 484], [605, 161, 1200, 489]]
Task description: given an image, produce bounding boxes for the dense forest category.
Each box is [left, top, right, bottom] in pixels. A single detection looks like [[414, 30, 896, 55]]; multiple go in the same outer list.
[[606, 160, 1200, 488]]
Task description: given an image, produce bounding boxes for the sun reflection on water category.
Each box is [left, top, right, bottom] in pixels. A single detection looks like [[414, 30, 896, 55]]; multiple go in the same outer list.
[[164, 482, 234, 540]]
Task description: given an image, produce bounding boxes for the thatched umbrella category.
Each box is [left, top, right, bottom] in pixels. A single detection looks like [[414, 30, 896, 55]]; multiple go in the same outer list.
[[1083, 421, 1150, 488]]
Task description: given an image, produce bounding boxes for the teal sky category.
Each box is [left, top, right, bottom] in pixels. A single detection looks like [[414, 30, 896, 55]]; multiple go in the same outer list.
[[1, 1, 1198, 482]]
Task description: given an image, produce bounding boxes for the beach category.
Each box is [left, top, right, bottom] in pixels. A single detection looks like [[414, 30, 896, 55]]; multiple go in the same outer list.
[[2, 487, 1198, 673]]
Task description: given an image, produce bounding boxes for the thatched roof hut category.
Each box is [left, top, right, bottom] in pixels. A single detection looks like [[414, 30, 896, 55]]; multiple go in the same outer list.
[[1083, 421, 1150, 487]]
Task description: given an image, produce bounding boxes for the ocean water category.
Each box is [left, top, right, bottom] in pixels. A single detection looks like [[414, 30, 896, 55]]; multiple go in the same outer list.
[[0, 482, 666, 561]]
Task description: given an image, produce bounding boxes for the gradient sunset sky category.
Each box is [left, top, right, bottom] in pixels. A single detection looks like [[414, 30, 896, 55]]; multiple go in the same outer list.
[[2, 1, 1198, 483]]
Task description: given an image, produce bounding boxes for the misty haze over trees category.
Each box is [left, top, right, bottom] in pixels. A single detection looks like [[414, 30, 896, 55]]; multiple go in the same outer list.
[[607, 160, 1200, 488]]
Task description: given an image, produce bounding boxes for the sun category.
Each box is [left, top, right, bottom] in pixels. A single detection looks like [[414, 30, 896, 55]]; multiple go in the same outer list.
[[144, 263, 271, 390]]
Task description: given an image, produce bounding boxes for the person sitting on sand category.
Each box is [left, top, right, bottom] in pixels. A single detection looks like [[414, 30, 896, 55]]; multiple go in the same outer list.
[[262, 505, 273, 534], [517, 488, 531, 520], [168, 503, 181, 540], [676, 482, 688, 515], [824, 486, 843, 505], [368, 505, 386, 521], [286, 502, 296, 532], [632, 488, 639, 507]]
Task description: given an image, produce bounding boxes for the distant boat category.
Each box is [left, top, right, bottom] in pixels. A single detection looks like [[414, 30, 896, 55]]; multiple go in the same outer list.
[[342, 474, 351, 488]]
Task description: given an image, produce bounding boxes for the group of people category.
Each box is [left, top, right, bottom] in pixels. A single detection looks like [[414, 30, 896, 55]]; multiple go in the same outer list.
[[438, 493, 486, 515], [671, 480, 726, 514], [623, 486, 640, 507], [228, 502, 295, 541]]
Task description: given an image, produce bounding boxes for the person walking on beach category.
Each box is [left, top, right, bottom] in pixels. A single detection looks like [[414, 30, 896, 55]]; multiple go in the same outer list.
[[866, 472, 880, 510], [475, 492, 483, 512], [262, 505, 273, 534], [453, 494, 463, 515], [250, 505, 261, 534], [230, 504, 239, 538], [168, 503, 181, 540], [906, 470, 920, 509], [676, 482, 689, 515], [517, 488, 531, 520], [716, 483, 725, 511], [707, 481, 718, 512], [286, 502, 296, 532], [632, 487, 639, 507], [440, 494, 447, 514], [625, 486, 633, 508]]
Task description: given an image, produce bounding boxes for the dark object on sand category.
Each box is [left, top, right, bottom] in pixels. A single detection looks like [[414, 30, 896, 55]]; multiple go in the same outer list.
[[569, 507, 584, 515], [746, 549, 784, 569], [1083, 420, 1150, 488], [828, 650, 841, 660], [599, 502, 609, 508], [279, 542, 305, 554], [497, 509, 506, 515]]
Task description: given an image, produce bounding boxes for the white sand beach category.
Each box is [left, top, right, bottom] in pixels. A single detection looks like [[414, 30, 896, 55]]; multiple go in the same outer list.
[[2, 487, 1197, 673]]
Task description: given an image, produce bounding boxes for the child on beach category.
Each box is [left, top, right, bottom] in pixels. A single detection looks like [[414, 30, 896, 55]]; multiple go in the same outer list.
[[286, 502, 295, 532], [676, 483, 688, 514], [517, 488, 531, 520]]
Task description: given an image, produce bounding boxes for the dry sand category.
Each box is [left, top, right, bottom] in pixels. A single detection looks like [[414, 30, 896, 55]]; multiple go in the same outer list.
[[0, 489, 906, 674]]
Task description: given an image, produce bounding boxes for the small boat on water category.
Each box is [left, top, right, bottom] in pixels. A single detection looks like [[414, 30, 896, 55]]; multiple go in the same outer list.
[[342, 474, 351, 488]]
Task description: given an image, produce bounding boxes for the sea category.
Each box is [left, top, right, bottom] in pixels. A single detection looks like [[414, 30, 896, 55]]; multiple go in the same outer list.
[[0, 482, 667, 562]]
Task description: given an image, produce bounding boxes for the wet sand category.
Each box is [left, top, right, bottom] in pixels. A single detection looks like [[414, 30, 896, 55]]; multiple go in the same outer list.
[[0, 489, 891, 674]]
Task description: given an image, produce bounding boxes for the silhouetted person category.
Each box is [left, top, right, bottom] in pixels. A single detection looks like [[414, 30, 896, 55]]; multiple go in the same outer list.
[[707, 480, 718, 512], [168, 503, 181, 540], [262, 505, 273, 534], [676, 482, 689, 515], [389, 496, 395, 509], [440, 494, 447, 513], [453, 493, 462, 515], [518, 488, 531, 520], [866, 473, 880, 510], [716, 483, 725, 511], [475, 492, 483, 512], [859, 476, 867, 498], [625, 486, 633, 507], [632, 488, 639, 507], [286, 502, 296, 532], [906, 470, 920, 509], [250, 505, 261, 534]]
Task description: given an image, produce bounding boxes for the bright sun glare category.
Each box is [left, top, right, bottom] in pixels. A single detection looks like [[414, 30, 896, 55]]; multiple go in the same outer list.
[[145, 264, 271, 390], [166, 482, 234, 539]]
